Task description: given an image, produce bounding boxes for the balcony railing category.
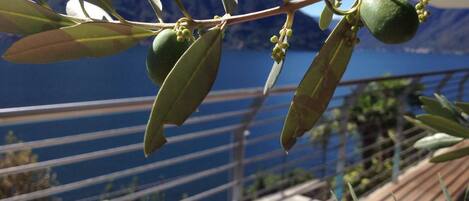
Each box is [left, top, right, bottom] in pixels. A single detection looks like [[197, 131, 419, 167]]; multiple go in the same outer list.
[[0, 68, 468, 201]]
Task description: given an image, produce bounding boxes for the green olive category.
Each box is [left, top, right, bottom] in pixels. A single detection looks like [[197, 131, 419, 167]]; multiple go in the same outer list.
[[146, 29, 192, 86], [360, 0, 419, 44]]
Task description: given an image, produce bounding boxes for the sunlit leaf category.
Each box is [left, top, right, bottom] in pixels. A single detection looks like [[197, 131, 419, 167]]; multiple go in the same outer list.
[[66, 0, 113, 21], [420, 96, 457, 121], [222, 0, 238, 15], [319, 5, 333, 30], [144, 27, 224, 156], [148, 0, 164, 22], [416, 114, 469, 138], [414, 133, 462, 150], [0, 0, 75, 35], [3, 22, 155, 64], [263, 37, 288, 95], [431, 146, 469, 163], [404, 115, 437, 132], [281, 18, 355, 151]]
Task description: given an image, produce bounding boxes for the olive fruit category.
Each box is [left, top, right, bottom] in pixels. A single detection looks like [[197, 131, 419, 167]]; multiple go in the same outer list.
[[146, 29, 192, 85], [360, 0, 419, 44]]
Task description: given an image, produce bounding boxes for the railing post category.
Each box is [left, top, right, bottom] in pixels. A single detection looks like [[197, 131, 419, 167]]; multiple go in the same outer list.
[[436, 73, 453, 94], [457, 72, 469, 101], [392, 78, 421, 182], [231, 96, 266, 201], [335, 84, 365, 200]]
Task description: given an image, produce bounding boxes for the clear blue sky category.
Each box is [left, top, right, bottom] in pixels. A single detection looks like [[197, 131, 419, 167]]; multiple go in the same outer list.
[[300, 1, 354, 19]]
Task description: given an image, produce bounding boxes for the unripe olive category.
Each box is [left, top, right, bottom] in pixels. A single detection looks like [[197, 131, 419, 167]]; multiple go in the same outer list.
[[360, 0, 419, 44], [146, 29, 192, 86]]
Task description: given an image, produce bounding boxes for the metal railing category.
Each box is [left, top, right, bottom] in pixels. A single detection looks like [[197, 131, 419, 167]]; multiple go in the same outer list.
[[0, 68, 468, 201]]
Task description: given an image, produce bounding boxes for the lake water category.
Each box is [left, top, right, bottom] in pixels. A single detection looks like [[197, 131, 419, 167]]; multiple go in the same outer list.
[[1, 46, 469, 200]]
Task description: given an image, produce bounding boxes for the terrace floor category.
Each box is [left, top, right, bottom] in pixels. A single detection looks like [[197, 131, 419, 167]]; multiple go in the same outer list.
[[363, 141, 469, 201]]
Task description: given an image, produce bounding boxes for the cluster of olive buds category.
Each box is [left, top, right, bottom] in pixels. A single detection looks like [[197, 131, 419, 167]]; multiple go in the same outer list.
[[270, 28, 293, 63], [174, 18, 194, 42], [416, 0, 430, 23]]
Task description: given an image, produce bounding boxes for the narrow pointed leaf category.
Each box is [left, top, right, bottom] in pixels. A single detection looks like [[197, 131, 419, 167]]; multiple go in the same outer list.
[[3, 22, 154, 64], [0, 0, 75, 35], [144, 27, 223, 156], [431, 146, 469, 163], [414, 133, 462, 150], [281, 18, 355, 151], [416, 114, 469, 138], [319, 5, 333, 30], [420, 96, 457, 121], [264, 60, 285, 95], [222, 0, 238, 15], [148, 0, 164, 22], [404, 115, 438, 132], [439, 174, 453, 201]]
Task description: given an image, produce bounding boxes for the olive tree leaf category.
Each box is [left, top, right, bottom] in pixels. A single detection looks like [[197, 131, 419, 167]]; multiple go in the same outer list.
[[404, 115, 438, 132], [144, 27, 224, 156], [0, 0, 75, 35], [431, 145, 469, 163], [263, 37, 288, 95], [420, 96, 457, 122], [148, 0, 164, 23], [281, 18, 355, 151], [66, 0, 113, 21], [319, 5, 333, 30], [222, 0, 238, 15], [416, 114, 469, 138], [3, 22, 155, 64], [414, 133, 463, 150]]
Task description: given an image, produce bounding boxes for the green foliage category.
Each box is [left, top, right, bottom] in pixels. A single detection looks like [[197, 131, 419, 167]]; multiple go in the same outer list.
[[408, 94, 469, 163], [101, 177, 166, 201], [0, 131, 58, 200], [244, 168, 314, 199], [0, 0, 423, 156]]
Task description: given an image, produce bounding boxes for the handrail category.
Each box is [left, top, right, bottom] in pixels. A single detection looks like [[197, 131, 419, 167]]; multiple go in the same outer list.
[[0, 68, 468, 201], [0, 68, 467, 127]]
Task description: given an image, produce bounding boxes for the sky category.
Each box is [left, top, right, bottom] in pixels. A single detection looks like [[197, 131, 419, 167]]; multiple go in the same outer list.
[[300, 1, 354, 19]]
